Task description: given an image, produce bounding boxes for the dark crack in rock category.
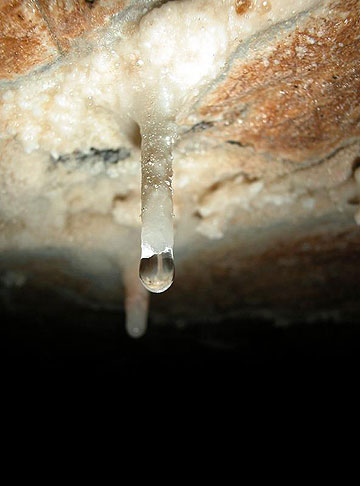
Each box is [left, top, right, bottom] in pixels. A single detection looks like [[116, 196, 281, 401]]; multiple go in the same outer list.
[[190, 121, 214, 132], [51, 147, 131, 174]]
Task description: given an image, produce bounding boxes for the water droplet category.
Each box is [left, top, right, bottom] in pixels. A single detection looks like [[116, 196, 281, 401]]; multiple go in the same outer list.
[[139, 250, 175, 293]]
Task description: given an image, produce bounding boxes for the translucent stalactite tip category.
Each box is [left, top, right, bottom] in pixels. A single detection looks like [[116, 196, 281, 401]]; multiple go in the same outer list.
[[139, 249, 175, 293]]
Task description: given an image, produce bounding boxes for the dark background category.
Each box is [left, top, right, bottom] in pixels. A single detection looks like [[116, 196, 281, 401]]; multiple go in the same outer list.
[[2, 298, 360, 390]]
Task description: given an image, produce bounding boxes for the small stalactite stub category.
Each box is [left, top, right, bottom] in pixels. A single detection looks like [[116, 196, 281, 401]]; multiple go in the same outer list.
[[124, 265, 150, 338]]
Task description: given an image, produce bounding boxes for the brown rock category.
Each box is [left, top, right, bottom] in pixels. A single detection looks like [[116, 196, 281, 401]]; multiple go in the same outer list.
[[194, 0, 360, 164], [0, 0, 59, 80], [37, 0, 129, 51]]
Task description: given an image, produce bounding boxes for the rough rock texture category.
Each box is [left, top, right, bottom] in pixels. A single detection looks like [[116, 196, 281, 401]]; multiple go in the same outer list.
[[0, 0, 360, 327], [0, 0, 59, 80], [186, 0, 360, 163], [0, 0, 134, 80], [37, 0, 130, 51]]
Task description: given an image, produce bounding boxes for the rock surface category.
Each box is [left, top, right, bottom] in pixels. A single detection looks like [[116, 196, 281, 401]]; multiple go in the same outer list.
[[0, 0, 359, 328]]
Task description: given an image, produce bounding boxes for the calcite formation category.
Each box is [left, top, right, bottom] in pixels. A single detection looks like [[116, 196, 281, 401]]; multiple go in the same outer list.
[[0, 0, 359, 334]]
